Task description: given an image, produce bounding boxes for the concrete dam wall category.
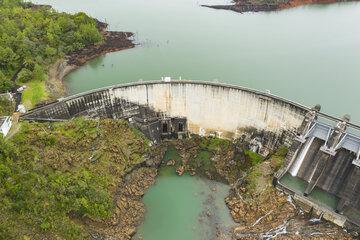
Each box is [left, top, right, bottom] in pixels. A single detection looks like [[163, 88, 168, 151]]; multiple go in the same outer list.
[[21, 79, 360, 230], [22, 80, 308, 142]]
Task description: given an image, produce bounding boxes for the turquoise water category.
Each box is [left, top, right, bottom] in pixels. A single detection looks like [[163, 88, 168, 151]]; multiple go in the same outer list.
[[133, 146, 234, 240], [135, 166, 235, 240], [280, 173, 339, 210], [27, 0, 360, 237], [32, 0, 360, 123]]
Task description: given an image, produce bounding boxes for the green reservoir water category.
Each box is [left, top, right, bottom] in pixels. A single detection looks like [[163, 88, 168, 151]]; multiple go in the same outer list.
[[29, 0, 360, 238], [134, 146, 234, 240], [33, 0, 360, 123], [134, 166, 235, 240]]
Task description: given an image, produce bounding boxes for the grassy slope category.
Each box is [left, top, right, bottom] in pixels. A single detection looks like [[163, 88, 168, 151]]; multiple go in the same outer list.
[[21, 80, 48, 109], [0, 118, 149, 240]]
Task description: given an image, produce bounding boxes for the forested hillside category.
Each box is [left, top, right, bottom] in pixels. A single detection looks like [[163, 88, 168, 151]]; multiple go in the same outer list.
[[0, 0, 103, 94]]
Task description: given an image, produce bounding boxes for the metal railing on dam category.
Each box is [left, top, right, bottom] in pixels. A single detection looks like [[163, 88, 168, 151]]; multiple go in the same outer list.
[[21, 79, 360, 230]]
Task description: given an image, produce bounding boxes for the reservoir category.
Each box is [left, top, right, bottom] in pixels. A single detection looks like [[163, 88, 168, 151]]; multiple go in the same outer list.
[[33, 0, 360, 123], [30, 0, 360, 238]]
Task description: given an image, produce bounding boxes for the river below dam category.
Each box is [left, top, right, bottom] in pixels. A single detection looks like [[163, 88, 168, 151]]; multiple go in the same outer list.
[[34, 0, 360, 123], [135, 167, 234, 240], [133, 146, 235, 240], [30, 0, 360, 238]]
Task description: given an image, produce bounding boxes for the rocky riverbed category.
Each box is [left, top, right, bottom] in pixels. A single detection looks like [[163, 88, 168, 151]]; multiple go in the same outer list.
[[161, 136, 355, 239]]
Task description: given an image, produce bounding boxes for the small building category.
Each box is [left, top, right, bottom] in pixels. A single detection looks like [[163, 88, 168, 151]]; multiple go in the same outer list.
[[0, 116, 12, 138]]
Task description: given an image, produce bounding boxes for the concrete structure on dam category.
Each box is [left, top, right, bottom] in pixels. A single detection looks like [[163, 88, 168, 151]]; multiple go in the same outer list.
[[20, 79, 360, 230], [274, 110, 360, 231], [21, 80, 310, 153]]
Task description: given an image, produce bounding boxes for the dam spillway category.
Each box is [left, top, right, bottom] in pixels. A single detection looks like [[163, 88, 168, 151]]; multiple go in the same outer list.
[[20, 79, 360, 230], [275, 110, 360, 231]]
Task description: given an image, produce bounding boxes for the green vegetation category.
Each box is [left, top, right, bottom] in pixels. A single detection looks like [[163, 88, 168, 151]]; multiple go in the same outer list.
[[163, 145, 182, 165], [269, 145, 288, 171], [188, 137, 232, 180], [0, 96, 14, 115], [245, 166, 262, 192], [0, 0, 103, 103], [244, 149, 264, 166], [173, 136, 266, 182], [199, 136, 230, 152], [244, 146, 287, 193], [0, 118, 149, 239], [21, 80, 48, 108]]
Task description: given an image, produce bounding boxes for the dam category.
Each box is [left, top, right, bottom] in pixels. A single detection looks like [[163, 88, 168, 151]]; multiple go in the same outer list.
[[20, 79, 360, 231], [21, 80, 308, 154]]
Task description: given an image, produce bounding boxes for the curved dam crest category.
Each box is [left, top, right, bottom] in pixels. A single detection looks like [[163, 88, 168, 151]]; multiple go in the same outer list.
[[112, 81, 306, 136], [23, 80, 308, 138], [21, 80, 360, 231]]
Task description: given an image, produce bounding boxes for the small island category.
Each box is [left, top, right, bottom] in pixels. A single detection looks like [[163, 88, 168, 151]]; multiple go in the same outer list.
[[203, 0, 358, 13]]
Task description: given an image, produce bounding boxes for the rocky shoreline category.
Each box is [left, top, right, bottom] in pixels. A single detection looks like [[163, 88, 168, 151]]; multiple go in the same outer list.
[[203, 0, 358, 14], [161, 137, 355, 239], [45, 19, 135, 100], [82, 144, 166, 240], [86, 167, 158, 240]]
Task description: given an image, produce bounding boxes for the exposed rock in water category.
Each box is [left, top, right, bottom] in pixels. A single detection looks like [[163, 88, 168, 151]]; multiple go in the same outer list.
[[176, 165, 185, 176], [168, 136, 353, 239], [66, 30, 134, 67], [46, 19, 135, 99], [202, 3, 278, 13], [166, 159, 176, 166], [225, 161, 353, 239], [203, 0, 359, 14]]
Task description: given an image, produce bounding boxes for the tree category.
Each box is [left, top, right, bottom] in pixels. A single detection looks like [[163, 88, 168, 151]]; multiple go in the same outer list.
[[17, 68, 33, 83], [0, 46, 18, 69], [33, 64, 45, 82], [79, 24, 103, 45], [0, 1, 103, 94], [0, 70, 13, 92]]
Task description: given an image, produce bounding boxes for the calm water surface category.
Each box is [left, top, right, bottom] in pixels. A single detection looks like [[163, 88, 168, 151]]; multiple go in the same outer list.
[[30, 0, 360, 238], [34, 0, 360, 123], [134, 166, 234, 240]]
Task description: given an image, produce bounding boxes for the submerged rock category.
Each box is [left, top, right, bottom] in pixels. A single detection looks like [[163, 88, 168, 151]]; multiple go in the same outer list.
[[166, 159, 176, 166], [176, 165, 185, 176]]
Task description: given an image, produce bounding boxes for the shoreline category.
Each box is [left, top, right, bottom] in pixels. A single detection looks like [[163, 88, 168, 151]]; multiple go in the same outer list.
[[45, 20, 135, 101], [203, 0, 358, 13], [131, 139, 354, 240]]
